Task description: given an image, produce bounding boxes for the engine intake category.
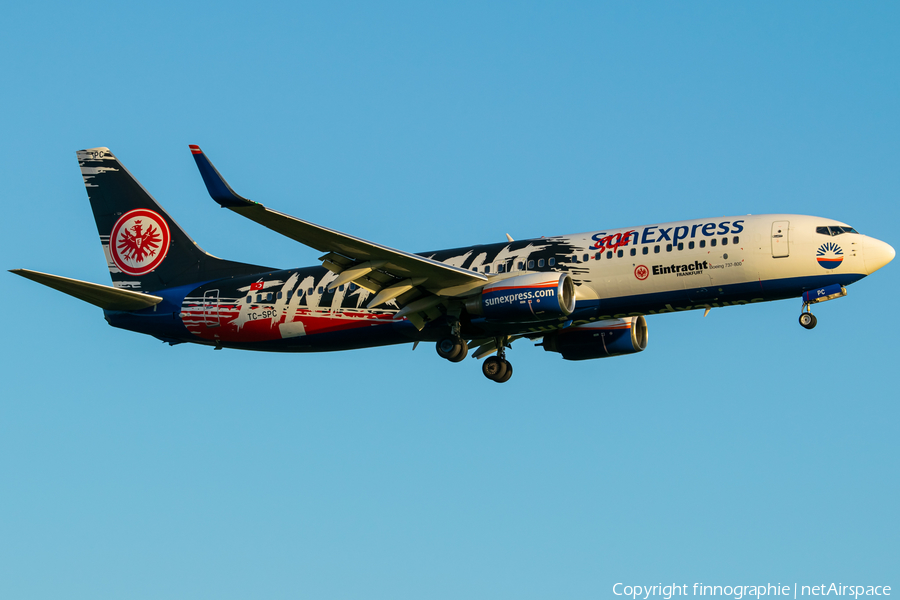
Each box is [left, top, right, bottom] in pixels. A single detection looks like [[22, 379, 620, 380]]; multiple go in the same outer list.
[[466, 272, 575, 322], [542, 316, 648, 361]]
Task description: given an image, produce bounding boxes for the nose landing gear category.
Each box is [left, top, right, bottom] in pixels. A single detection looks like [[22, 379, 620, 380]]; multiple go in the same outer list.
[[798, 284, 847, 329]]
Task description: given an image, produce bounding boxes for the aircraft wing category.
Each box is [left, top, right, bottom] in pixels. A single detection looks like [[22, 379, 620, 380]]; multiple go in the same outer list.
[[190, 146, 487, 327]]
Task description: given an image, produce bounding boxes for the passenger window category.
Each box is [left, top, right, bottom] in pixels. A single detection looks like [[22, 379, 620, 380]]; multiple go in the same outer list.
[[277, 291, 282, 299], [518, 262, 524, 270], [538, 259, 545, 268], [721, 237, 728, 246], [267, 293, 273, 302], [710, 239, 717, 247], [630, 248, 636, 256], [654, 245, 660, 254], [485, 265, 491, 273], [349, 284, 356, 291], [256, 294, 262, 302], [308, 288, 313, 295], [571, 255, 578, 264], [617, 249, 623, 258], [549, 258, 556, 266], [689, 241, 694, 250], [733, 236, 739, 244], [339, 285, 345, 292], [498, 263, 505, 273], [700, 240, 706, 248], [642, 247, 648, 255], [677, 243, 684, 251], [594, 253, 601, 261], [528, 260, 534, 269], [583, 253, 589, 262], [473, 266, 478, 272], [666, 244, 672, 252], [317, 287, 323, 294], [247, 296, 251, 303], [607, 251, 613, 259]]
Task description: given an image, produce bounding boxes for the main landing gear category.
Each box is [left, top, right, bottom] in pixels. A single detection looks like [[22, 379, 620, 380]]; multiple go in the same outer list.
[[799, 306, 817, 330], [482, 338, 513, 383], [436, 335, 514, 383], [482, 354, 513, 383], [436, 336, 468, 362], [435, 322, 514, 383]]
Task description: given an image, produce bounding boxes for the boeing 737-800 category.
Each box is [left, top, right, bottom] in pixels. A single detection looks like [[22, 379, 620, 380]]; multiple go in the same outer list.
[[11, 146, 895, 382]]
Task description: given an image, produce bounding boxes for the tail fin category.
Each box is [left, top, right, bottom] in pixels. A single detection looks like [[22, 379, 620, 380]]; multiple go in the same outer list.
[[78, 147, 271, 292]]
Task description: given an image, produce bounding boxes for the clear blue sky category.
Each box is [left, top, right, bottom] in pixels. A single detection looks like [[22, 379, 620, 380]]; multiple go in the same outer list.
[[1, 3, 897, 599]]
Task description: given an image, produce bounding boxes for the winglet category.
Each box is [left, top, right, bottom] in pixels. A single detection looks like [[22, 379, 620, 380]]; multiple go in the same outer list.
[[189, 145, 256, 208]]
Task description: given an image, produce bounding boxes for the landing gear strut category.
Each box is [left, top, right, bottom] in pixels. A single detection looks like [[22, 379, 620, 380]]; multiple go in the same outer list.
[[799, 306, 817, 330], [482, 338, 513, 383], [435, 317, 469, 362]]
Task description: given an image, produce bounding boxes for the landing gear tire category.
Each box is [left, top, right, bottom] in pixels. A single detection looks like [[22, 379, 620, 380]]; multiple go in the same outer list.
[[449, 339, 468, 362], [496, 360, 513, 383], [799, 312, 817, 329], [483, 356, 511, 383], [436, 337, 466, 361]]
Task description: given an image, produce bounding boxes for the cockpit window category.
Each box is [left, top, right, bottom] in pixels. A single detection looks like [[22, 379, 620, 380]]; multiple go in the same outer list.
[[816, 226, 859, 236]]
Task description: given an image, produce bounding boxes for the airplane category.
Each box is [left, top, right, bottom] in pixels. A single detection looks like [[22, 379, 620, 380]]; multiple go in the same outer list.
[[11, 146, 895, 383]]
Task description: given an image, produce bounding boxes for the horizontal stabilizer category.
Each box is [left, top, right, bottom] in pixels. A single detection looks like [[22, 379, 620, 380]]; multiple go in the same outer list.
[[10, 269, 163, 311]]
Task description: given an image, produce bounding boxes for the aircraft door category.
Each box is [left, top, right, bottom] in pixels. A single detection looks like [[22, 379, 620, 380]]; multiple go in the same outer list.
[[203, 289, 220, 328], [771, 221, 790, 258]]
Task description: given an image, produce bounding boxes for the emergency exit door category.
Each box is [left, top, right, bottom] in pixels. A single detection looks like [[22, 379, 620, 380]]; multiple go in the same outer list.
[[771, 221, 790, 258]]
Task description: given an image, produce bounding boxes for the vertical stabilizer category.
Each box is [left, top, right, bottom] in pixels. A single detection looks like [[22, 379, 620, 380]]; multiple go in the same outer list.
[[78, 147, 270, 292]]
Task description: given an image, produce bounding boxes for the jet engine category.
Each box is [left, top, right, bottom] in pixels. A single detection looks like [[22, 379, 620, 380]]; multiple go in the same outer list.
[[466, 272, 575, 322], [542, 316, 648, 360]]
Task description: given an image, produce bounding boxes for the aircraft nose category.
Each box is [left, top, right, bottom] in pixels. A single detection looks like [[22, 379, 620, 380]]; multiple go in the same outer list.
[[863, 236, 895, 274]]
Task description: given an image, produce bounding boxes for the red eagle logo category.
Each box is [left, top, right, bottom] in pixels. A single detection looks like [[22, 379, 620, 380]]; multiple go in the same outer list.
[[634, 265, 649, 280], [109, 209, 171, 276], [117, 219, 162, 264]]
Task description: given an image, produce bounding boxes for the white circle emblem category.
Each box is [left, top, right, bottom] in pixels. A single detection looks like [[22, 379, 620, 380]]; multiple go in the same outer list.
[[109, 209, 171, 276]]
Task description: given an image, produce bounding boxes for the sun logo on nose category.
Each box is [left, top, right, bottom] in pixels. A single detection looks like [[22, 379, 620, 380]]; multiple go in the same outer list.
[[816, 242, 843, 270]]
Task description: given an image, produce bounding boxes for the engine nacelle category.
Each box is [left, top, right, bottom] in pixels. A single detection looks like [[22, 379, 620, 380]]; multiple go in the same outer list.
[[542, 316, 648, 361], [466, 272, 575, 322]]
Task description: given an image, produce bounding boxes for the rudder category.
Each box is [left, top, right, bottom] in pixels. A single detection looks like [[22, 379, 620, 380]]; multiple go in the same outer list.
[[78, 147, 270, 292]]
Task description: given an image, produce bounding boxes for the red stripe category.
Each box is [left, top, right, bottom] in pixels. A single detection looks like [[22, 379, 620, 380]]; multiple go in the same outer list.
[[487, 281, 558, 293]]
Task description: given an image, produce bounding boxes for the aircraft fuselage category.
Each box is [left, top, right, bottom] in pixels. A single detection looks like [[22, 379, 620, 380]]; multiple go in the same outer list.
[[104, 213, 891, 351]]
